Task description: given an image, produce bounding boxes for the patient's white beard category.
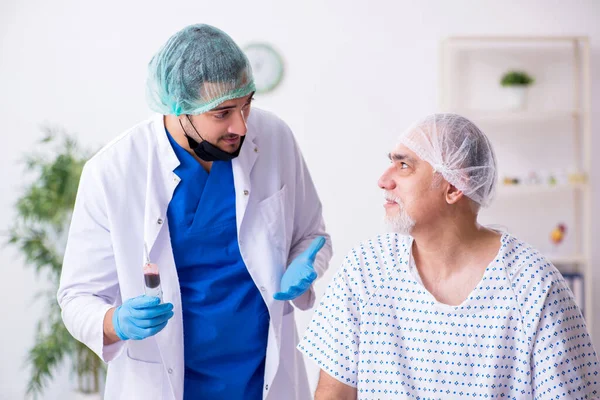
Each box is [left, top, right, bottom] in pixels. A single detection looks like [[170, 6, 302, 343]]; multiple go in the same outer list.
[[384, 194, 415, 235]]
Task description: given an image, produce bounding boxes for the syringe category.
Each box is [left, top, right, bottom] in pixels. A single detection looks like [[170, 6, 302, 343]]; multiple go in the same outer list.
[[143, 243, 163, 302]]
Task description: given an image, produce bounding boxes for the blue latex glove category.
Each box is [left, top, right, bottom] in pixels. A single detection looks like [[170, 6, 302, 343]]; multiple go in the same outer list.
[[112, 295, 174, 341], [273, 236, 326, 301]]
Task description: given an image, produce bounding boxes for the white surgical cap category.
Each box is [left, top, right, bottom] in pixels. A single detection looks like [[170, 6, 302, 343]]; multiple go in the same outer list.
[[398, 113, 497, 207]]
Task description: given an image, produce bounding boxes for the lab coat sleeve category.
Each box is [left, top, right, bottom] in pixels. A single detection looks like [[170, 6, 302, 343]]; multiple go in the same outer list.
[[57, 161, 125, 362], [286, 132, 333, 311]]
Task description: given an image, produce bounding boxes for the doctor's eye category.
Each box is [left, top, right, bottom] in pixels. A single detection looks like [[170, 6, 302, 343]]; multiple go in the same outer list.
[[214, 111, 230, 120]]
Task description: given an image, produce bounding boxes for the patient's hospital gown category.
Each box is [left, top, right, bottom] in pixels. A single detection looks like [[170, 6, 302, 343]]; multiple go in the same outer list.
[[298, 233, 599, 399]]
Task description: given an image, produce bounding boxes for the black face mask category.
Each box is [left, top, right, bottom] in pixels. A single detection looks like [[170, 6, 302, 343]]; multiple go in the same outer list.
[[180, 115, 245, 162]]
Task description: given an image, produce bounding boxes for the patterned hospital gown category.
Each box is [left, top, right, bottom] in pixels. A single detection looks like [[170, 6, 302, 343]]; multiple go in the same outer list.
[[298, 233, 599, 399]]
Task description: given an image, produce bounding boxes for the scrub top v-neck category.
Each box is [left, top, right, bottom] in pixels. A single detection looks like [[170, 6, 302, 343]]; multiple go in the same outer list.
[[165, 130, 269, 400]]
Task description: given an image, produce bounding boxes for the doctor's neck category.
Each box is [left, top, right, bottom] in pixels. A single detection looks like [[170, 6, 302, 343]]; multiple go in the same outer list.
[[164, 114, 213, 170]]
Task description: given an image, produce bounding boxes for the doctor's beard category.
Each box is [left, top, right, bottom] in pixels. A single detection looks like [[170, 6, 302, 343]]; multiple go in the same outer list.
[[384, 194, 415, 235]]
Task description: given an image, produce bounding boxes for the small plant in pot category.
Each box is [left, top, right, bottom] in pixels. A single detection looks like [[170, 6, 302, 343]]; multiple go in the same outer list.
[[500, 70, 535, 110], [7, 127, 104, 399]]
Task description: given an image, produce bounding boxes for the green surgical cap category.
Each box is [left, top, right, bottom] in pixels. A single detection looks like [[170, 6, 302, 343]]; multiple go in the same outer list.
[[146, 24, 255, 116]]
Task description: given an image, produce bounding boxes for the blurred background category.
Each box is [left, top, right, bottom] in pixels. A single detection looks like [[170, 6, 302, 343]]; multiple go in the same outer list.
[[1, 0, 599, 398]]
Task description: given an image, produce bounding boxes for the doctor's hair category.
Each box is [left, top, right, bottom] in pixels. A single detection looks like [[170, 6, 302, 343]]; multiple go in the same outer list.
[[167, 25, 249, 98], [148, 23, 252, 110]]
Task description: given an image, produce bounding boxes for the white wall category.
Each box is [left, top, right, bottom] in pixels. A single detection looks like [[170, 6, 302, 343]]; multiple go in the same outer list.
[[1, 1, 599, 398]]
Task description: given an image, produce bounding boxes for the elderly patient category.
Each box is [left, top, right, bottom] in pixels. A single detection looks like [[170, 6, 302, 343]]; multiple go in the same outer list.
[[298, 114, 599, 400]]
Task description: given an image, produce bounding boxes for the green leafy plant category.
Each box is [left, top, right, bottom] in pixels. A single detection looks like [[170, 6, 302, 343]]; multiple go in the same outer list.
[[7, 127, 103, 398], [500, 70, 535, 87]]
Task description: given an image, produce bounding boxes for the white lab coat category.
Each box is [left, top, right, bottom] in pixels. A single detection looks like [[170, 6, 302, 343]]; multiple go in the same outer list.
[[57, 108, 332, 400]]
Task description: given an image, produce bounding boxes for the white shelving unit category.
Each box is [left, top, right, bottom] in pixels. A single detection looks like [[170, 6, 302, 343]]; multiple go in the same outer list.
[[495, 183, 588, 197], [440, 36, 593, 331]]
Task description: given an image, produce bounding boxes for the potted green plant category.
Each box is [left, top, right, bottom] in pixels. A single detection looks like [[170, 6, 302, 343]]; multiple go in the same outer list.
[[500, 70, 535, 110], [7, 128, 104, 399]]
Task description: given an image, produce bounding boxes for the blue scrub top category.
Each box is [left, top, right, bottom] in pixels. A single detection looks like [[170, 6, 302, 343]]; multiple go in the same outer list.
[[165, 130, 269, 400]]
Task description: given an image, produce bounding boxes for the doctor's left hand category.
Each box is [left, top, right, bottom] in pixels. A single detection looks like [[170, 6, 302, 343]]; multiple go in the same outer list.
[[273, 236, 325, 301]]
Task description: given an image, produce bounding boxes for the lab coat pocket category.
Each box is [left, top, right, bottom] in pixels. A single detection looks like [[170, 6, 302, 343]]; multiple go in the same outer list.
[[126, 339, 162, 364], [259, 185, 288, 253], [120, 348, 164, 399]]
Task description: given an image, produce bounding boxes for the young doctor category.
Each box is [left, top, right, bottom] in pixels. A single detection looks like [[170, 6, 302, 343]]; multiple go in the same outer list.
[[58, 23, 332, 400]]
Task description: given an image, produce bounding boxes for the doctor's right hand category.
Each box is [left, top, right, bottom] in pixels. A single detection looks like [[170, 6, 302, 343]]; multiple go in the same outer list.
[[112, 295, 174, 341]]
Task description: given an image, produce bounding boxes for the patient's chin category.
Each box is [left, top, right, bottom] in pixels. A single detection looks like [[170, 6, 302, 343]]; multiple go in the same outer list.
[[384, 214, 415, 235]]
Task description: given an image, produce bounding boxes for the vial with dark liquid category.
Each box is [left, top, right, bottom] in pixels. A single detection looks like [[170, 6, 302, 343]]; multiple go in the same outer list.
[[143, 262, 163, 302], [144, 273, 161, 289]]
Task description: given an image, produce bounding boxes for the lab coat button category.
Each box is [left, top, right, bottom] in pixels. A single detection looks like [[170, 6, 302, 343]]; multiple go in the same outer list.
[[243, 190, 249, 196], [254, 147, 258, 153], [168, 368, 173, 374], [265, 384, 269, 391], [260, 286, 266, 292], [157, 218, 163, 225]]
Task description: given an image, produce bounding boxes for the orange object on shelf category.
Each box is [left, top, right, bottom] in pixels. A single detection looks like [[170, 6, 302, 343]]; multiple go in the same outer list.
[[550, 223, 567, 244]]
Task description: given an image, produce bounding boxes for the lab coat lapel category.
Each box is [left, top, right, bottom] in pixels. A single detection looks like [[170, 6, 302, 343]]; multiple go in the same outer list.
[[143, 115, 184, 400], [232, 133, 258, 232], [143, 115, 180, 254]]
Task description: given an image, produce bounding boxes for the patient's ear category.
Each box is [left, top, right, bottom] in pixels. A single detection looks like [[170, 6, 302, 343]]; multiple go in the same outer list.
[[445, 184, 464, 205]]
